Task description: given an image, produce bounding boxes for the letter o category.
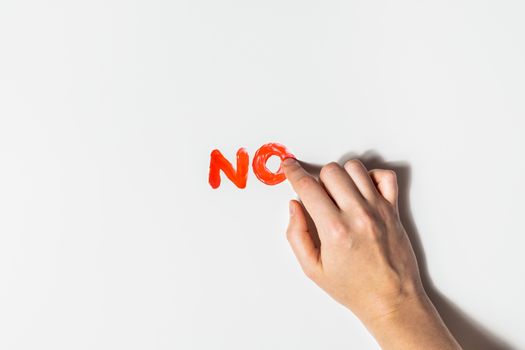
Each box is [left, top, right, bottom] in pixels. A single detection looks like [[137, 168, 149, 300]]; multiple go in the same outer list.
[[252, 143, 295, 185]]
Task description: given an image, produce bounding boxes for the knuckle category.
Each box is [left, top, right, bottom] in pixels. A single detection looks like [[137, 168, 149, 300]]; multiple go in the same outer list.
[[320, 162, 341, 178], [296, 175, 316, 190], [385, 169, 397, 180], [344, 159, 363, 171], [328, 220, 350, 242], [353, 207, 376, 230], [354, 211, 386, 240], [353, 217, 369, 233]]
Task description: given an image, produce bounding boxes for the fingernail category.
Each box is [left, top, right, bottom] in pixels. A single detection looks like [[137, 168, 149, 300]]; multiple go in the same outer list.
[[289, 201, 295, 216], [282, 157, 297, 166]]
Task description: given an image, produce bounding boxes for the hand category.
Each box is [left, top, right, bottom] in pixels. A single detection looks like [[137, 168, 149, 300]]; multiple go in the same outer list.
[[282, 158, 461, 350]]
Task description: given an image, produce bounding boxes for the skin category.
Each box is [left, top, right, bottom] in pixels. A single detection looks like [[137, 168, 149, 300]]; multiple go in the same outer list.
[[282, 157, 462, 350]]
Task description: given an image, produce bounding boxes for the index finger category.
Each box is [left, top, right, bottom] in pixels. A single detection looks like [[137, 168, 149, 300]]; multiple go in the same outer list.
[[282, 158, 340, 232]]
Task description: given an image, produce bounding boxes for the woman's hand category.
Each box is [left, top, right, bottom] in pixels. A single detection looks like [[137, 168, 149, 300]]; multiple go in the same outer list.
[[282, 158, 461, 350]]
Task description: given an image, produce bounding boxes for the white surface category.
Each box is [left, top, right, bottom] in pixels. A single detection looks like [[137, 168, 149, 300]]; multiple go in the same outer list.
[[1, 1, 524, 349]]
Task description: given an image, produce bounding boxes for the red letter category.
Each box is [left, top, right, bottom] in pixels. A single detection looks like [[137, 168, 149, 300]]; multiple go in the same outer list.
[[252, 143, 295, 185], [209, 148, 249, 189]]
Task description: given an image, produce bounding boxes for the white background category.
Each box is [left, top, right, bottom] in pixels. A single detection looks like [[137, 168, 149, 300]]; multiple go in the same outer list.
[[1, 1, 524, 349]]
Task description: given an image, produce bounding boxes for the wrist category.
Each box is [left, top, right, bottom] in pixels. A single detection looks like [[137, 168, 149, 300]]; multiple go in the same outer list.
[[365, 291, 433, 329], [364, 292, 462, 350]]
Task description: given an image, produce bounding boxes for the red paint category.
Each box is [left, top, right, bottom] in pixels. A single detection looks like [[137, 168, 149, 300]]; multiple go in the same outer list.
[[252, 143, 295, 185], [208, 143, 295, 189], [209, 148, 249, 189]]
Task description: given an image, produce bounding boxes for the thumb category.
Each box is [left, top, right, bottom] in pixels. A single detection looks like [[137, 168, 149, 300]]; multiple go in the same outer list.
[[286, 200, 321, 280]]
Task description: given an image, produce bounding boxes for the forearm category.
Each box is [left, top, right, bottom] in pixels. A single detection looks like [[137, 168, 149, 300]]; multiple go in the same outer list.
[[365, 293, 462, 350]]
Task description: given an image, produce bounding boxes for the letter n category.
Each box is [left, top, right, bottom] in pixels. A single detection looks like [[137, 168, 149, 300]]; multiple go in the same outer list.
[[208, 148, 249, 189]]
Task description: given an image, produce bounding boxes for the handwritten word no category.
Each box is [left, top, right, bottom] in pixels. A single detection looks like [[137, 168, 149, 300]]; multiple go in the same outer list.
[[209, 143, 294, 189]]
